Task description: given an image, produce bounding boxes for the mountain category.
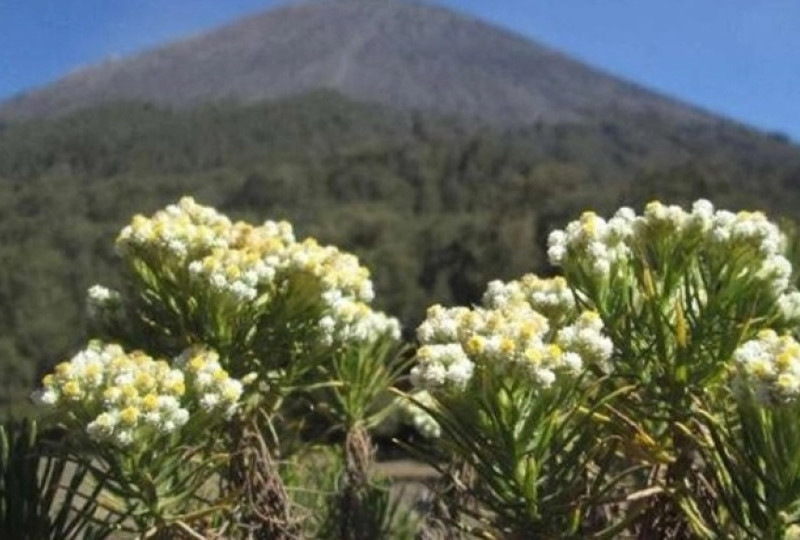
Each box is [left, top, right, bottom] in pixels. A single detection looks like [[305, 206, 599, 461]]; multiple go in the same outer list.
[[1, 0, 715, 126]]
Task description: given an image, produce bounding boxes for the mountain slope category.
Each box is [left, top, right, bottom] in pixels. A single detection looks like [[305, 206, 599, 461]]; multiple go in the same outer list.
[[0, 0, 714, 125]]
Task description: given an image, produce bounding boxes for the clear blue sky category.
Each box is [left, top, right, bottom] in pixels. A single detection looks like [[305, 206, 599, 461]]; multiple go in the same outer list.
[[2, 0, 798, 140]]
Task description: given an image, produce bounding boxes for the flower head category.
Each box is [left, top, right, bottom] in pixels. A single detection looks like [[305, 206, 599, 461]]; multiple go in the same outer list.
[[733, 331, 800, 406], [34, 341, 245, 448]]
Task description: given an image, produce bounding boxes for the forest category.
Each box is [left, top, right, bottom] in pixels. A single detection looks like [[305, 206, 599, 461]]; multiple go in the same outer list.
[[1, 90, 800, 415]]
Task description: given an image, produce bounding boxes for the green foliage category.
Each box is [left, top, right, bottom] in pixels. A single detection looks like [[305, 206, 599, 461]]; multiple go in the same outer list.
[[27, 198, 410, 537], [11, 185, 800, 535], [2, 93, 800, 415], [0, 418, 118, 539], [282, 446, 419, 540], [544, 201, 800, 536], [312, 337, 410, 431], [407, 200, 800, 537], [3, 90, 800, 536], [418, 376, 618, 537], [703, 391, 800, 537], [32, 343, 245, 535]]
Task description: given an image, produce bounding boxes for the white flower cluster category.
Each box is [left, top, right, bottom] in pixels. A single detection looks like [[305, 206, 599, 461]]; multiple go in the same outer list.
[[547, 200, 800, 321], [411, 342, 475, 391], [483, 274, 576, 322], [733, 330, 800, 406], [229, 219, 295, 251], [547, 207, 636, 278], [86, 284, 122, 321], [708, 209, 783, 257], [174, 347, 245, 417], [411, 300, 612, 393], [779, 292, 800, 323], [705, 209, 793, 299], [33, 341, 246, 448], [283, 239, 375, 303], [547, 200, 780, 277], [554, 311, 614, 373], [401, 391, 441, 439], [415, 304, 471, 344], [639, 199, 715, 239], [112, 198, 395, 346], [318, 294, 401, 346], [116, 197, 232, 259], [188, 248, 275, 302]]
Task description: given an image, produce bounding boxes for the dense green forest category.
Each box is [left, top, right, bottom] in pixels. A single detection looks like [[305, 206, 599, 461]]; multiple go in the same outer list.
[[1, 90, 800, 414]]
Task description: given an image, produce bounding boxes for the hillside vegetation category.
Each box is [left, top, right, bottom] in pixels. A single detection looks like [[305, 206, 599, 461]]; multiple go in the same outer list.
[[1, 91, 800, 413]]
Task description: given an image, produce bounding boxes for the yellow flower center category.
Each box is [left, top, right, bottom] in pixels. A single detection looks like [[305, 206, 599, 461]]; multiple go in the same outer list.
[[142, 394, 159, 411], [119, 406, 140, 426], [466, 335, 486, 355], [499, 338, 516, 355], [524, 348, 543, 366], [62, 381, 81, 398], [188, 356, 206, 372]]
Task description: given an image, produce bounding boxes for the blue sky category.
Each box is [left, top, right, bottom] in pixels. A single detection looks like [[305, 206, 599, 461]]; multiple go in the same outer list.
[[2, 0, 798, 140]]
